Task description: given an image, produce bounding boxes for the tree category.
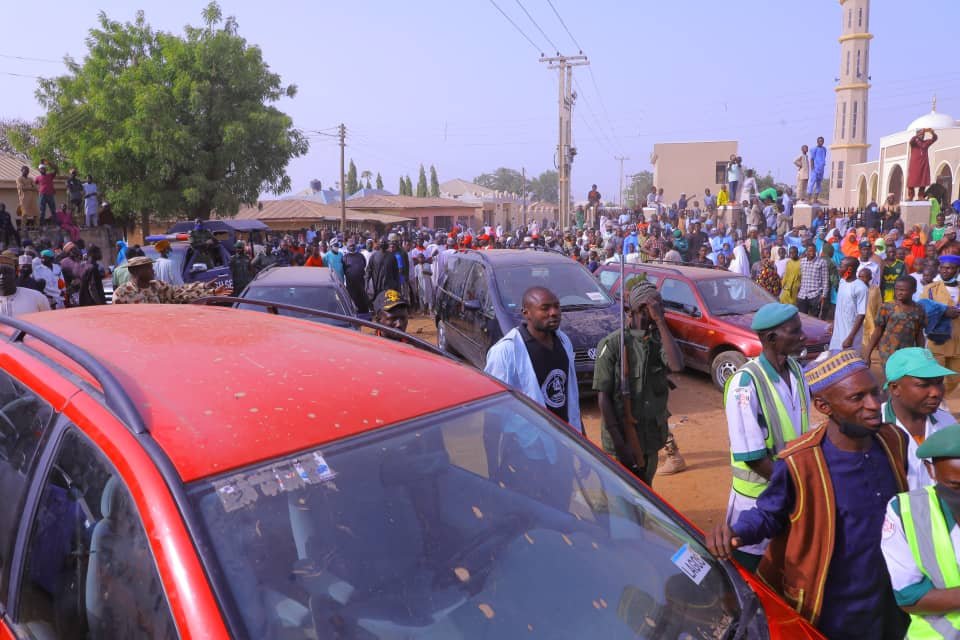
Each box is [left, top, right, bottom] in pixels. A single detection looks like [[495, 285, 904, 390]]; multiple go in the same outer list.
[[360, 169, 372, 191], [429, 165, 440, 197], [30, 3, 307, 230], [398, 176, 406, 195], [405, 175, 413, 196], [346, 160, 359, 195], [529, 170, 558, 204], [474, 167, 524, 194], [309, 178, 322, 193], [416, 164, 428, 197], [0, 119, 39, 161], [364, 177, 372, 189], [626, 171, 654, 208], [375, 172, 383, 190]]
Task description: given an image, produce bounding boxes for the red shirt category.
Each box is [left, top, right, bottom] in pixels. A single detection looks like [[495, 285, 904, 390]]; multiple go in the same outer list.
[[34, 172, 57, 196], [304, 256, 325, 267]]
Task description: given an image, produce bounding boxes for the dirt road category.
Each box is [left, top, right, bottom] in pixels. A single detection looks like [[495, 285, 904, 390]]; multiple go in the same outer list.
[[408, 316, 730, 530]]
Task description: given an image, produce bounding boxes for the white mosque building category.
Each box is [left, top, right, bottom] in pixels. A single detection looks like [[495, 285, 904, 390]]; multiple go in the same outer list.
[[829, 0, 959, 210]]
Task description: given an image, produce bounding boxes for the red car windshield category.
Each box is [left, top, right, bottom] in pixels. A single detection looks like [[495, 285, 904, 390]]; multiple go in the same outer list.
[[189, 395, 739, 639]]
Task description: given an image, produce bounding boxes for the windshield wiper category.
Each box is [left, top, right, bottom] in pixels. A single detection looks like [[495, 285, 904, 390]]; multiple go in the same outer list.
[[561, 303, 604, 311]]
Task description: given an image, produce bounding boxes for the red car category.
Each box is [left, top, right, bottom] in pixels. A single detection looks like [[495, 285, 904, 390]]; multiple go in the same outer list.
[[594, 263, 833, 388], [0, 305, 821, 639]]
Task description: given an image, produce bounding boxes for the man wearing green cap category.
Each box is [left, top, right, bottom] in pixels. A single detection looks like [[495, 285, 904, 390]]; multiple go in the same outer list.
[[884, 347, 957, 490], [881, 422, 960, 638], [722, 302, 811, 571], [593, 280, 684, 484]]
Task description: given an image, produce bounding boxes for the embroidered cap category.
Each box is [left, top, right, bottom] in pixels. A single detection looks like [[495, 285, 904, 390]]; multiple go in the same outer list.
[[804, 350, 869, 395]]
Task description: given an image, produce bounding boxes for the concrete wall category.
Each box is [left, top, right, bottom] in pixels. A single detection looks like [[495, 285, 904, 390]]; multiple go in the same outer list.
[[651, 140, 738, 206], [0, 181, 69, 220]]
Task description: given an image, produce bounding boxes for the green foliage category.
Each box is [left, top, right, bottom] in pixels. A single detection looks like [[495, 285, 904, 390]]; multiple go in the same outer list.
[[474, 167, 524, 194], [346, 160, 359, 195], [31, 3, 307, 223], [530, 170, 558, 204], [398, 176, 406, 195], [404, 175, 413, 196], [375, 172, 383, 190], [429, 165, 439, 197], [0, 119, 39, 161], [626, 171, 654, 207], [416, 164, 428, 198]]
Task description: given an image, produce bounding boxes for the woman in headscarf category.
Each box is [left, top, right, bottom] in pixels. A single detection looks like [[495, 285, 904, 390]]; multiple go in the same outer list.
[[779, 246, 801, 305], [115, 240, 128, 265]]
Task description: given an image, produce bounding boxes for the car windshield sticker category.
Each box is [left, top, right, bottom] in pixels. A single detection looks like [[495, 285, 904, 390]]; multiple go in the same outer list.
[[213, 450, 337, 513], [671, 543, 711, 585], [586, 292, 605, 301]]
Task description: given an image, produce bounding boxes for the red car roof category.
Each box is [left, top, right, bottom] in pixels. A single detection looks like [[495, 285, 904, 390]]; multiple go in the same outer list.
[[20, 306, 504, 481]]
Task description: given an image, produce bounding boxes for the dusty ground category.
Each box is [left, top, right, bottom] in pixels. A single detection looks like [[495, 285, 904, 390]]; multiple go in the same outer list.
[[407, 315, 960, 532]]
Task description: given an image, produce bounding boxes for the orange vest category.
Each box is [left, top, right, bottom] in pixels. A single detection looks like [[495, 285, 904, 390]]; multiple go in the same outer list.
[[757, 422, 908, 626]]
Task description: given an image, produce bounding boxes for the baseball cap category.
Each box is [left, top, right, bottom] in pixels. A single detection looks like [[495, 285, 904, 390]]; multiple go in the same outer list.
[[373, 289, 408, 314], [40, 249, 55, 259], [884, 347, 956, 388]]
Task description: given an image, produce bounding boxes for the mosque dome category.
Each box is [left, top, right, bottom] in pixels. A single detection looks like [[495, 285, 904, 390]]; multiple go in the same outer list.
[[907, 105, 957, 131]]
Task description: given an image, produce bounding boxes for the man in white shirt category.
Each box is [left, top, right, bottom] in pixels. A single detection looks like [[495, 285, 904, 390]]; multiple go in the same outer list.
[[882, 348, 957, 490], [830, 256, 868, 354], [0, 257, 50, 316], [31, 250, 63, 309], [794, 145, 810, 202], [152, 240, 183, 285]]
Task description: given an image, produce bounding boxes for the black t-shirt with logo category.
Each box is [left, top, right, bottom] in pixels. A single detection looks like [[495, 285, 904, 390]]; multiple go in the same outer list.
[[519, 323, 569, 422]]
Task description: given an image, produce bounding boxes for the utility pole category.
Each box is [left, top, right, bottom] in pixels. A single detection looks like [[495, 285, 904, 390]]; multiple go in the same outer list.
[[615, 155, 630, 209], [540, 54, 588, 232], [338, 123, 346, 233], [521, 167, 527, 228]]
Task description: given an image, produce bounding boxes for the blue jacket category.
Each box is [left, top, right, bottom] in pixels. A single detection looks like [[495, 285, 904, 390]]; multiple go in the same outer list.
[[919, 297, 952, 345]]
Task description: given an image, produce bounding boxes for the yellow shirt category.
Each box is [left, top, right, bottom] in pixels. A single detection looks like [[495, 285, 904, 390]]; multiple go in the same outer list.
[[717, 190, 730, 206]]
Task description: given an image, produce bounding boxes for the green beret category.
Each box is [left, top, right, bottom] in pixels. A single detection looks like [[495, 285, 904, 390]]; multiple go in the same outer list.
[[916, 423, 960, 460], [751, 303, 799, 332]]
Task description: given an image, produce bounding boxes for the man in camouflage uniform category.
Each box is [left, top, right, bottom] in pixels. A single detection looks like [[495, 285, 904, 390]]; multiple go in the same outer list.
[[113, 256, 231, 304]]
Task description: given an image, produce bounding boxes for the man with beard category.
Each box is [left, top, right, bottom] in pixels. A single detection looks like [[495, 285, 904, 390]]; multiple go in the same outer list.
[[342, 240, 369, 314], [483, 286, 581, 511], [881, 423, 960, 636], [484, 286, 581, 432], [366, 238, 400, 298], [709, 351, 909, 640]]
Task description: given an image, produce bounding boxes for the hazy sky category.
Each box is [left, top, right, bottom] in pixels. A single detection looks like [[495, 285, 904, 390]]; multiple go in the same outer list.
[[4, 1, 959, 203]]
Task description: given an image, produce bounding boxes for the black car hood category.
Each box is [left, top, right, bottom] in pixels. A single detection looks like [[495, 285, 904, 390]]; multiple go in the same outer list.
[[560, 305, 621, 350]]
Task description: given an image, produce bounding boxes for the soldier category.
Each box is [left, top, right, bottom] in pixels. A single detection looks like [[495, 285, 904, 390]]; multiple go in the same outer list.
[[592, 280, 684, 485], [723, 302, 812, 571]]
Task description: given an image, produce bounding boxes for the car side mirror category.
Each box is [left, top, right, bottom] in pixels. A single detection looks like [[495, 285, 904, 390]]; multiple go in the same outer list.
[[190, 263, 208, 274], [463, 299, 482, 312], [684, 304, 701, 318]]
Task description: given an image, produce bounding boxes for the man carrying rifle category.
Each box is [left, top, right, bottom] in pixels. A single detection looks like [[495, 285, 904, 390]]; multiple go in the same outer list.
[[593, 278, 684, 485]]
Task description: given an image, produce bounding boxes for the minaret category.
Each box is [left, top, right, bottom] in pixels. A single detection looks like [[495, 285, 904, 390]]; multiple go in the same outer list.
[[829, 0, 871, 208]]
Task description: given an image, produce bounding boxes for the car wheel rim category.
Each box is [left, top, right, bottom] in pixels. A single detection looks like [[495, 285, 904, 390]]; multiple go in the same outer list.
[[716, 361, 738, 385]]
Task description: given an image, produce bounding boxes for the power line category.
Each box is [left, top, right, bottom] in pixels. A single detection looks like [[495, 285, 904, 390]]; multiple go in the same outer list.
[[0, 53, 63, 64], [487, 0, 542, 54], [514, 0, 559, 54], [0, 71, 41, 79], [545, 0, 583, 53]]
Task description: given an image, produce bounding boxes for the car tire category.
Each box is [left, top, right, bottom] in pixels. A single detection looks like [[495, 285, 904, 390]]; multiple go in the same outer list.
[[438, 321, 457, 356], [712, 350, 747, 390]]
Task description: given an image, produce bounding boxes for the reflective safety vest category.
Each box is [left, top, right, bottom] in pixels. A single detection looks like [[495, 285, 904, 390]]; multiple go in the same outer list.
[[900, 486, 960, 639], [726, 358, 809, 498]]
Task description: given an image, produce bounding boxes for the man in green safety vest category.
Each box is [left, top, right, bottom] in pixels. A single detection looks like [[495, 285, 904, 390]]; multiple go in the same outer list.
[[882, 422, 960, 639], [723, 302, 811, 571]]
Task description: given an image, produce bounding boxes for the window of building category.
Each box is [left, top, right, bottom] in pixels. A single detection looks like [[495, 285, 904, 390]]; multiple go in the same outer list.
[[17, 429, 177, 638], [841, 102, 847, 139], [434, 215, 453, 230], [848, 9, 852, 28], [852, 101, 859, 139], [715, 161, 726, 185], [858, 7, 863, 27], [836, 161, 846, 189], [846, 51, 850, 76], [856, 50, 861, 77]]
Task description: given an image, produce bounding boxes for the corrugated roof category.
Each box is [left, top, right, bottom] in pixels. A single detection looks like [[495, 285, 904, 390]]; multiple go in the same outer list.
[[345, 194, 479, 210], [229, 199, 414, 225], [439, 178, 495, 197], [0, 151, 36, 181]]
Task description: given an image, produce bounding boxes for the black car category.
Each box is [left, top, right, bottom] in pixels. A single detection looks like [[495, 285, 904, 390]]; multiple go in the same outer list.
[[435, 249, 620, 385], [236, 266, 361, 327]]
